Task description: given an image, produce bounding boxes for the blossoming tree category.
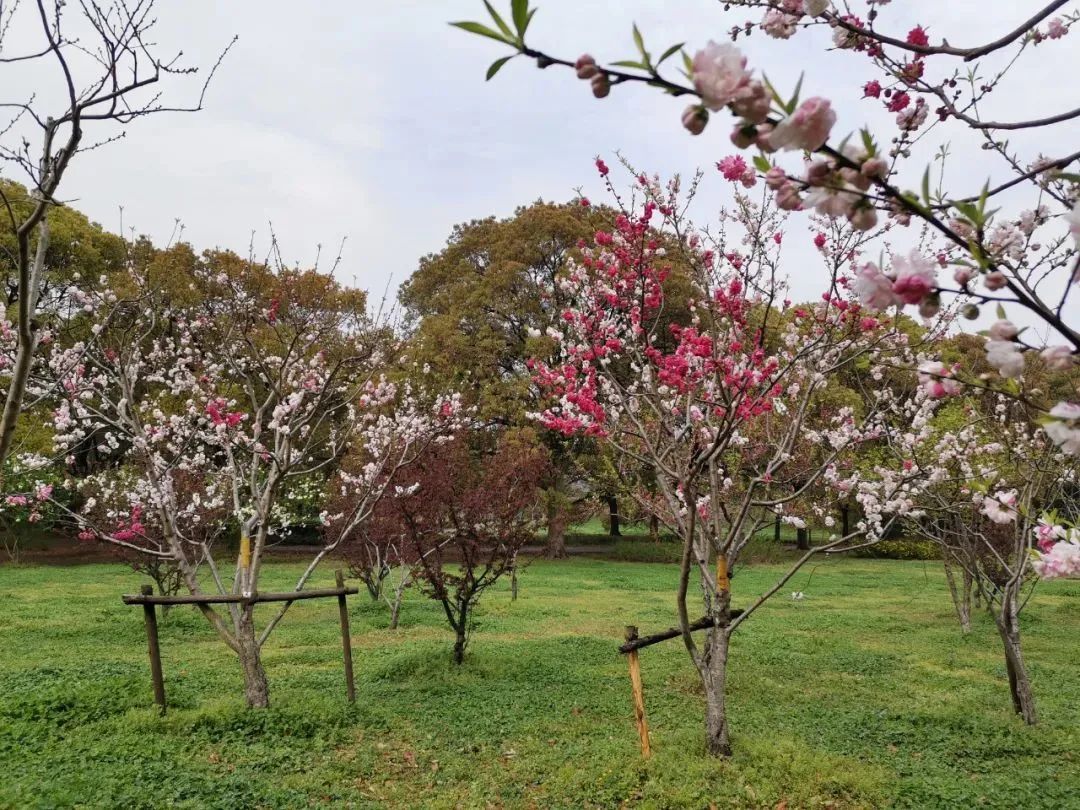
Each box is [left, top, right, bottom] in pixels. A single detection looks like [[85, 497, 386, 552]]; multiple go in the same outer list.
[[28, 255, 459, 707], [456, 1, 1080, 571], [901, 397, 1079, 723], [528, 164, 936, 755]]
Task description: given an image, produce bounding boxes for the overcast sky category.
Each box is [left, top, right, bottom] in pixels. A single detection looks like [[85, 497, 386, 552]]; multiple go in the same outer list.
[[11, 1, 1077, 316]]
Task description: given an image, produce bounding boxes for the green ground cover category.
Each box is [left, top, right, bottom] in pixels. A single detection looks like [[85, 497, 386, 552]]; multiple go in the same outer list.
[[1, 557, 1076, 808]]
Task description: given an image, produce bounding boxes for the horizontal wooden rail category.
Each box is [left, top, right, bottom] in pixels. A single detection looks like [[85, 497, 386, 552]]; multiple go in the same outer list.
[[121, 586, 359, 606], [617, 610, 744, 654]]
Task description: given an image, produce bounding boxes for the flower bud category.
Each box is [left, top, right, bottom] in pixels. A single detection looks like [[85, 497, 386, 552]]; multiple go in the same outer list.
[[681, 105, 709, 135], [805, 160, 831, 186], [988, 319, 1018, 341], [983, 270, 1008, 291], [861, 157, 888, 180], [918, 292, 941, 319], [848, 205, 878, 232], [575, 54, 600, 80], [590, 73, 610, 98], [730, 125, 756, 149], [1041, 345, 1075, 371], [961, 303, 980, 320], [953, 267, 974, 286], [775, 183, 803, 211], [764, 166, 787, 190]]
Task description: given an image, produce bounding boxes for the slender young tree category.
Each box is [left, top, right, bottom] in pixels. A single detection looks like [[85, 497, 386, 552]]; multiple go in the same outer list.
[[0, 1, 233, 468], [529, 165, 936, 755]]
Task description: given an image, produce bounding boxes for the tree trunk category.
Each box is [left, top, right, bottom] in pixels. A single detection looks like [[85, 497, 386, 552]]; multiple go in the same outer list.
[[700, 628, 732, 756], [452, 624, 467, 665], [840, 505, 850, 537], [942, 558, 971, 633], [389, 586, 404, 630], [649, 514, 660, 543], [606, 495, 621, 536], [236, 610, 270, 708], [545, 499, 568, 559], [795, 526, 810, 550], [995, 602, 1037, 724], [773, 515, 781, 543], [510, 553, 519, 602]]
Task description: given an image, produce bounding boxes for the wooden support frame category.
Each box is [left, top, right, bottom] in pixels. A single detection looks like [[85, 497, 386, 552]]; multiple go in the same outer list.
[[617, 607, 743, 756], [624, 626, 651, 758], [122, 570, 359, 712]]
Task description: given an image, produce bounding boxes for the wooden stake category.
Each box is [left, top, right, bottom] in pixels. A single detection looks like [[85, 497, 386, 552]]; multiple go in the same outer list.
[[140, 584, 166, 714], [335, 569, 356, 704], [624, 625, 651, 758]]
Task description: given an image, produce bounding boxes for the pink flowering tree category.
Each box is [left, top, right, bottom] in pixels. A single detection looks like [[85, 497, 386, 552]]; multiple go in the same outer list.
[[528, 163, 936, 755], [25, 257, 459, 707], [900, 397, 1079, 723], [456, 0, 1080, 480]]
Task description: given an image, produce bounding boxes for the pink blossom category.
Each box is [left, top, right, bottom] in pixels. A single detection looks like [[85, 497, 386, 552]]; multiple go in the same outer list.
[[762, 9, 798, 39], [717, 155, 749, 182], [906, 26, 930, 47], [1041, 345, 1074, 371], [918, 361, 961, 398], [692, 41, 751, 111], [985, 340, 1025, 379], [1031, 531, 1080, 579], [731, 81, 771, 124], [863, 80, 882, 98], [886, 92, 910, 113], [980, 490, 1018, 524], [853, 263, 899, 310], [889, 251, 937, 305], [768, 97, 836, 152], [983, 271, 1008, 291], [1046, 17, 1068, 40], [896, 102, 928, 132], [988, 320, 1017, 341]]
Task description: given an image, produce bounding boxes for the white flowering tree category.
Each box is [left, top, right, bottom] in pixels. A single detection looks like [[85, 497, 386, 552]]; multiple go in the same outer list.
[[900, 397, 1079, 723], [528, 166, 936, 755], [457, 1, 1080, 571], [25, 256, 459, 707], [0, 1, 233, 468]]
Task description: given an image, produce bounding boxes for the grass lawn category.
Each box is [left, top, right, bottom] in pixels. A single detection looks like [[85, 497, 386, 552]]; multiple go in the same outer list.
[[1, 556, 1077, 808]]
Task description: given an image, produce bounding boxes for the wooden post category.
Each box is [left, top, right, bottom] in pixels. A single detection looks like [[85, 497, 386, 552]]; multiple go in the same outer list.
[[624, 625, 651, 758], [140, 584, 166, 714], [335, 569, 356, 704]]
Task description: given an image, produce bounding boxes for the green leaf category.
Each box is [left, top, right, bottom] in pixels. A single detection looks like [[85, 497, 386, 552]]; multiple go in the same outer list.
[[632, 23, 650, 66], [610, 59, 649, 70], [995, 303, 1007, 321], [486, 55, 514, 80], [921, 166, 931, 205], [787, 72, 804, 115], [483, 1, 513, 38], [681, 50, 694, 79], [761, 73, 785, 108], [860, 128, 876, 156], [752, 155, 772, 173], [524, 7, 538, 34], [450, 21, 514, 45], [977, 180, 990, 214], [511, 0, 529, 35], [657, 42, 685, 66]]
